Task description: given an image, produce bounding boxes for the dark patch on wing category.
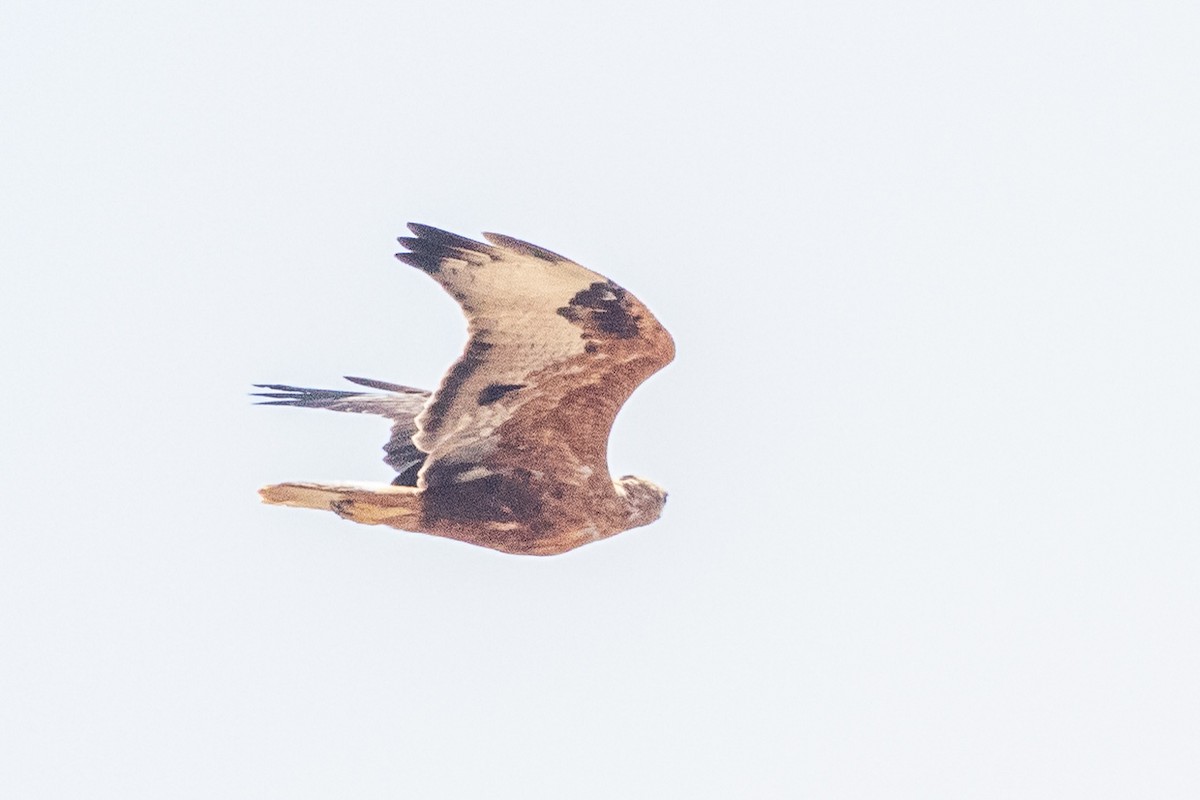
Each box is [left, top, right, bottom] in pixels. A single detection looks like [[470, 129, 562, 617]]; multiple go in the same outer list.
[[557, 280, 640, 338], [478, 383, 524, 405], [481, 231, 568, 262], [395, 224, 499, 274], [420, 339, 494, 433]]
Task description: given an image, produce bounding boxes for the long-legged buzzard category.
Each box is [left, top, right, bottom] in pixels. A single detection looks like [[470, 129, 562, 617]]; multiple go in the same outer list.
[[255, 224, 675, 555]]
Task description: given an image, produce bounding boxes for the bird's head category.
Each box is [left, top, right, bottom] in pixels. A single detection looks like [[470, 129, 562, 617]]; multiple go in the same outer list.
[[615, 475, 669, 529]]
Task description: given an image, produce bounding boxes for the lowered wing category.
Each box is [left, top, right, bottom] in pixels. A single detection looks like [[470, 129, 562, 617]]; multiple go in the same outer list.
[[252, 376, 431, 485]]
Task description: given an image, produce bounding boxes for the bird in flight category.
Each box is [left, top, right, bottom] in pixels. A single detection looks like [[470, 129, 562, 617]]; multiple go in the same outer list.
[[255, 224, 675, 555]]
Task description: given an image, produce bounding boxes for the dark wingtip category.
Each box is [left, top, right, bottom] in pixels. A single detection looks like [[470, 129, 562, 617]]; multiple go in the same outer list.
[[250, 383, 365, 408], [406, 222, 444, 237], [251, 385, 302, 405], [396, 224, 499, 273], [394, 250, 440, 273], [343, 376, 427, 394], [480, 231, 568, 262], [250, 388, 303, 407], [405, 224, 489, 249]]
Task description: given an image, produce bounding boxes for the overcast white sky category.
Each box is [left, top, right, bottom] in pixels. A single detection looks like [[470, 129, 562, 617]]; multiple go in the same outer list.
[[3, 1, 1198, 797]]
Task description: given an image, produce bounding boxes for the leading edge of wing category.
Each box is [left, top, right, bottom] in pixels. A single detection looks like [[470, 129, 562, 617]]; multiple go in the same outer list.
[[389, 223, 675, 471]]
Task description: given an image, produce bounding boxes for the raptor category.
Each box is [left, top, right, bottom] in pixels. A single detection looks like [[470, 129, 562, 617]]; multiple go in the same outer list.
[[256, 224, 675, 555]]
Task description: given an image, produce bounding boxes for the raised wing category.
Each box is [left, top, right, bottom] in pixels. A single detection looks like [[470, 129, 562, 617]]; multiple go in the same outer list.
[[252, 376, 431, 485], [394, 224, 675, 490]]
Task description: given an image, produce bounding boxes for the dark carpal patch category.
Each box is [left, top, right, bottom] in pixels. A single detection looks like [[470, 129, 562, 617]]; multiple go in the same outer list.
[[557, 280, 640, 338], [478, 383, 524, 405]]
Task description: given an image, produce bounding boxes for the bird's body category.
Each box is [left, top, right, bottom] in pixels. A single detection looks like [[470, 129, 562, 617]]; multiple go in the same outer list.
[[256, 224, 674, 555]]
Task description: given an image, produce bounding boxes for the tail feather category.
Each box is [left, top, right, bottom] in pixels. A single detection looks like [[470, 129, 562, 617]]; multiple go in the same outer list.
[[259, 481, 423, 528]]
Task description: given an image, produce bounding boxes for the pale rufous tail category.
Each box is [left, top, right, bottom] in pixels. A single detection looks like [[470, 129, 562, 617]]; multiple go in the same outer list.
[[259, 482, 422, 529]]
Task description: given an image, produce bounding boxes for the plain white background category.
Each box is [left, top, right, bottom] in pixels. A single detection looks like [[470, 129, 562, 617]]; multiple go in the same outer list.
[[3, 1, 1197, 797]]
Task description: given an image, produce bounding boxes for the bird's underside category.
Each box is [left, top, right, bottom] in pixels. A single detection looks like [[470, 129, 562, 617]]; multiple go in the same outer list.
[[255, 224, 674, 556], [258, 478, 627, 556]]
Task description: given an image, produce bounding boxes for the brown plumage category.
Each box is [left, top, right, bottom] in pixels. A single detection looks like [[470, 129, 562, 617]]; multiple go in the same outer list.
[[256, 224, 675, 555]]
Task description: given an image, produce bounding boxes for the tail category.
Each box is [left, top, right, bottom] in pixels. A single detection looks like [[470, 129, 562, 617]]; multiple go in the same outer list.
[[259, 481, 423, 529]]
